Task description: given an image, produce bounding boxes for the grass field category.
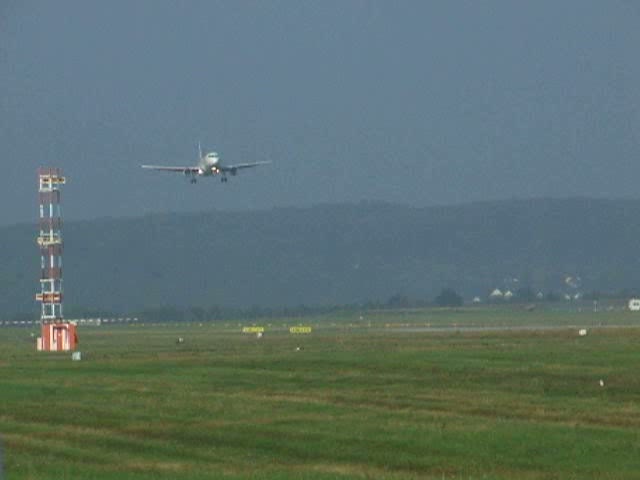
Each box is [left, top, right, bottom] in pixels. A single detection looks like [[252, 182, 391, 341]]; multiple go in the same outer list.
[[2, 308, 640, 479]]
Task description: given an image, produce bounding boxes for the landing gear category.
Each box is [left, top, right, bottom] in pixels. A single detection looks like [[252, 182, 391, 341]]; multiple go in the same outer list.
[[221, 176, 228, 183], [185, 171, 197, 184]]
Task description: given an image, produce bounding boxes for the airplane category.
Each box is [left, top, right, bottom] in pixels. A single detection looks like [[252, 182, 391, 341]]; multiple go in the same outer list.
[[141, 144, 271, 183]]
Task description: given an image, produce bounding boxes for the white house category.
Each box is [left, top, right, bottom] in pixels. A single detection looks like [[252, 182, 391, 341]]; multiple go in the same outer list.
[[629, 299, 640, 312]]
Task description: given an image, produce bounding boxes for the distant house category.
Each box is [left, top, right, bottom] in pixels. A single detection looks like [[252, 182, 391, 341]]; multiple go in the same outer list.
[[472, 296, 482, 304], [629, 299, 640, 312], [489, 289, 503, 299], [503, 290, 514, 300]]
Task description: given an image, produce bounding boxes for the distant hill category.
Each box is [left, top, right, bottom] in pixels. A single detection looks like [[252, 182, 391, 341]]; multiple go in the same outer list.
[[2, 198, 640, 315]]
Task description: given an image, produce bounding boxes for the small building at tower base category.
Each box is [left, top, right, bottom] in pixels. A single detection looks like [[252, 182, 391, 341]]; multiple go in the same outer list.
[[36, 322, 78, 352]]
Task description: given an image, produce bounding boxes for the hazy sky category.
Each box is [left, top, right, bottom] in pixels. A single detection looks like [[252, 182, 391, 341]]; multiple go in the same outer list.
[[2, 1, 639, 225]]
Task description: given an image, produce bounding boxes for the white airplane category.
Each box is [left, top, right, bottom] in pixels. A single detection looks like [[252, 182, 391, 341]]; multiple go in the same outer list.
[[142, 144, 271, 183]]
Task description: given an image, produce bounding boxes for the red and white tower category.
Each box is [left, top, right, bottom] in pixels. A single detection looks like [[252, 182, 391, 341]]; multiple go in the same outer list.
[[35, 168, 77, 351]]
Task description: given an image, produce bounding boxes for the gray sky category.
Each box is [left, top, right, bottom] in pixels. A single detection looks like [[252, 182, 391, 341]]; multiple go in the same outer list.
[[1, 0, 639, 226]]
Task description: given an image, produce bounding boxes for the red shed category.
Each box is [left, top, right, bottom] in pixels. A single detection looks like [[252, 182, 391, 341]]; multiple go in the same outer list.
[[37, 323, 78, 352]]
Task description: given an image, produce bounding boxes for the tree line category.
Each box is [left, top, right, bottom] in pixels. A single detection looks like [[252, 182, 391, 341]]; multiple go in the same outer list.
[[6, 285, 636, 325]]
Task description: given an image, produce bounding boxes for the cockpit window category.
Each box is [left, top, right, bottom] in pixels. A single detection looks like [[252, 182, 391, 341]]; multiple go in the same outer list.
[[207, 152, 218, 158]]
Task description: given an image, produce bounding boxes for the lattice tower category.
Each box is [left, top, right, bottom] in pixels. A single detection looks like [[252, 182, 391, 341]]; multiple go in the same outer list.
[[35, 167, 66, 323]]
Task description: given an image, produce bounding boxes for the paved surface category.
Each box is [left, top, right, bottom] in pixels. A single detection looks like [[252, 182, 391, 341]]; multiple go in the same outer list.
[[378, 324, 634, 333]]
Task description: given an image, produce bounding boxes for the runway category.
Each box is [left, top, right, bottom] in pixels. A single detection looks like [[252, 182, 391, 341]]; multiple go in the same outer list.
[[378, 324, 634, 334]]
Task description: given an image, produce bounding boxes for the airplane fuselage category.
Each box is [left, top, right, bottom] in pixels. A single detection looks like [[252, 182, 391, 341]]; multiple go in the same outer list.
[[198, 152, 220, 176]]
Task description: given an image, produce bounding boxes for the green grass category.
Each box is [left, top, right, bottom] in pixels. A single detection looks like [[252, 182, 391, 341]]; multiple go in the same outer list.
[[2, 308, 640, 479]]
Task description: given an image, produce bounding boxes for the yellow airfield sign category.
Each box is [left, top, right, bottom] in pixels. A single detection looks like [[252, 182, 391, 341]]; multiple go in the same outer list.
[[289, 326, 312, 334], [242, 326, 265, 333]]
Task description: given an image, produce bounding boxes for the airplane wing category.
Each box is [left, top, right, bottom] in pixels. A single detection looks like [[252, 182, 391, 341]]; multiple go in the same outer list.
[[220, 161, 272, 172], [141, 165, 200, 174]]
